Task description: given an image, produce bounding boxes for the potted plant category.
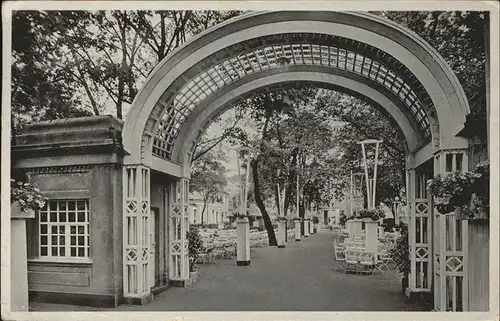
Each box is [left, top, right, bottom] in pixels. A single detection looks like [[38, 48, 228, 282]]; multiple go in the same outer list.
[[388, 222, 410, 294], [187, 225, 204, 283], [358, 208, 385, 222], [10, 179, 47, 217]]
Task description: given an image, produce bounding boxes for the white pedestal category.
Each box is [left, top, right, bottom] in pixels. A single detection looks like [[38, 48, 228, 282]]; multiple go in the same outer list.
[[304, 219, 310, 237], [236, 218, 250, 266], [277, 220, 287, 248], [294, 219, 301, 241], [353, 219, 363, 238], [309, 220, 314, 234], [346, 220, 354, 236], [364, 220, 379, 263], [10, 203, 34, 312]]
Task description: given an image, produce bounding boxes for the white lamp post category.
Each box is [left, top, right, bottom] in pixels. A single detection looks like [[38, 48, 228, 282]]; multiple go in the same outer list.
[[358, 139, 383, 210], [235, 147, 251, 266]]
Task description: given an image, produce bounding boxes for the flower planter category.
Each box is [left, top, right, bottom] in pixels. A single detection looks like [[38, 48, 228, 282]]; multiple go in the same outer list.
[[402, 275, 409, 294], [11, 201, 35, 219], [189, 271, 199, 284]]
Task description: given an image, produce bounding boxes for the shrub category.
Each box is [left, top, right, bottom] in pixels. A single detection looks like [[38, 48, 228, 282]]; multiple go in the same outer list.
[[389, 223, 410, 277], [187, 225, 204, 272]]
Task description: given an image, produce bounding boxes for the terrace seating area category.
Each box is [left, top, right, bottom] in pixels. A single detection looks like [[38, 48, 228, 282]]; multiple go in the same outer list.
[[333, 230, 396, 275], [196, 228, 272, 264]]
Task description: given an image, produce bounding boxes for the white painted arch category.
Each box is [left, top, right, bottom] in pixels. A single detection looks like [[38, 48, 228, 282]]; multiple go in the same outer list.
[[123, 11, 470, 171]]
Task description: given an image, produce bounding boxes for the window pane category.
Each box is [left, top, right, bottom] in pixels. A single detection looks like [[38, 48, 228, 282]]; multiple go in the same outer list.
[[40, 236, 47, 245], [78, 236, 84, 245], [60, 247, 65, 256], [59, 213, 67, 222], [51, 236, 58, 245], [59, 226, 65, 234], [71, 248, 76, 257], [40, 212, 47, 222], [71, 226, 76, 234], [78, 248, 85, 257], [69, 212, 76, 222], [71, 236, 76, 245], [50, 213, 57, 222], [40, 224, 47, 234], [78, 226, 84, 234], [40, 247, 48, 256], [68, 201, 76, 210], [78, 212, 85, 222], [77, 201, 86, 210], [59, 201, 67, 211], [51, 247, 58, 256], [59, 236, 65, 245], [49, 201, 58, 210], [51, 226, 58, 234]]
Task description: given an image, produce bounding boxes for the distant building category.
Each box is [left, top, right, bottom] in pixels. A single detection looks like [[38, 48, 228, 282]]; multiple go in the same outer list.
[[188, 192, 229, 225]]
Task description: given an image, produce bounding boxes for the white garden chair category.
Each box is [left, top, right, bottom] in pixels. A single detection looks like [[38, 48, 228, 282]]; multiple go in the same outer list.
[[333, 246, 347, 272]]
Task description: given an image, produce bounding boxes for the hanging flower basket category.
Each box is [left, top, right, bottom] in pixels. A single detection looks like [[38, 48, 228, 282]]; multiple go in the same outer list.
[[10, 179, 47, 214], [428, 161, 489, 219]]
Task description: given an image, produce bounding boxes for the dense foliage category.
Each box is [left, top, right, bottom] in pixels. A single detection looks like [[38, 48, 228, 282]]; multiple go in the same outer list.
[[389, 223, 410, 277]]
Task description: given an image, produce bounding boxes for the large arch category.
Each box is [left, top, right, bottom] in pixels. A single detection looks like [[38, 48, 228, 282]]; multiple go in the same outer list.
[[123, 10, 470, 170], [120, 11, 472, 309]]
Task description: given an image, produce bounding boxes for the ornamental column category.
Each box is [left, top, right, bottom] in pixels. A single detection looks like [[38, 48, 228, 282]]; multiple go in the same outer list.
[[432, 149, 469, 311], [123, 165, 153, 303], [169, 177, 190, 285]]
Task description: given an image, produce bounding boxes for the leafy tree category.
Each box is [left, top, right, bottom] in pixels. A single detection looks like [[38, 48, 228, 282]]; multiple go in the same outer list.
[[313, 90, 407, 211], [189, 148, 227, 224], [374, 11, 487, 102]]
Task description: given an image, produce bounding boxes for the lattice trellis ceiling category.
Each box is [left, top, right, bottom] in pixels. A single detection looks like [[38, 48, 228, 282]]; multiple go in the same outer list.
[[149, 33, 435, 160]]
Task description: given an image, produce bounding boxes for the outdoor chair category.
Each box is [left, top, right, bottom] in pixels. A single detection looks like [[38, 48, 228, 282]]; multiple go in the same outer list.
[[344, 249, 374, 274], [333, 246, 347, 272], [374, 253, 393, 274]]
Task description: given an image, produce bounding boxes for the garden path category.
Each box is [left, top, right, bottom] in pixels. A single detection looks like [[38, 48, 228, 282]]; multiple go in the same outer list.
[[30, 231, 426, 311]]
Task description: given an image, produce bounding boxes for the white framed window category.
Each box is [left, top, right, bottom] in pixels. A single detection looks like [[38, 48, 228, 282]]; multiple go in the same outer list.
[[38, 199, 90, 259]]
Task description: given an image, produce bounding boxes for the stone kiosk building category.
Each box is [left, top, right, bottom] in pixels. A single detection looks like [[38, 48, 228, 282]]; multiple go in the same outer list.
[[11, 11, 490, 311]]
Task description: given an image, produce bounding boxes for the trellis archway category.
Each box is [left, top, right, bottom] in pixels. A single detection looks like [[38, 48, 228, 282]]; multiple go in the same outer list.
[[121, 11, 471, 310]]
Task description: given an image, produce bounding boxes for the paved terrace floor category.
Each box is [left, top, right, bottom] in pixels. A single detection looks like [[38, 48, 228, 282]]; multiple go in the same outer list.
[[30, 231, 426, 311]]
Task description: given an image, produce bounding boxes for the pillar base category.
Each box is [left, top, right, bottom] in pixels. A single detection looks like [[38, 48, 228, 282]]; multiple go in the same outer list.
[[124, 293, 154, 305], [170, 279, 190, 288], [237, 260, 251, 266], [278, 245, 286, 248], [405, 288, 433, 308]]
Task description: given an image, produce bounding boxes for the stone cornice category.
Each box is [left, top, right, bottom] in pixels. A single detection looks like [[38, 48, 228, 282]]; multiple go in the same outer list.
[[24, 163, 123, 176]]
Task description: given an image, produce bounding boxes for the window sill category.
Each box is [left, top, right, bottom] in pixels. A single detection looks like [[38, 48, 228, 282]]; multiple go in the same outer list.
[[28, 257, 93, 265]]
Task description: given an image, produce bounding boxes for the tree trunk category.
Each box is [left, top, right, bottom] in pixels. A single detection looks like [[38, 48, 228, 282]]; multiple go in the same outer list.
[[251, 158, 277, 246], [283, 149, 298, 215], [201, 196, 207, 225]]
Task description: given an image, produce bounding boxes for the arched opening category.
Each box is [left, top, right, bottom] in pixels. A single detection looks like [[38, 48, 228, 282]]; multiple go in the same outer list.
[[120, 11, 472, 310]]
